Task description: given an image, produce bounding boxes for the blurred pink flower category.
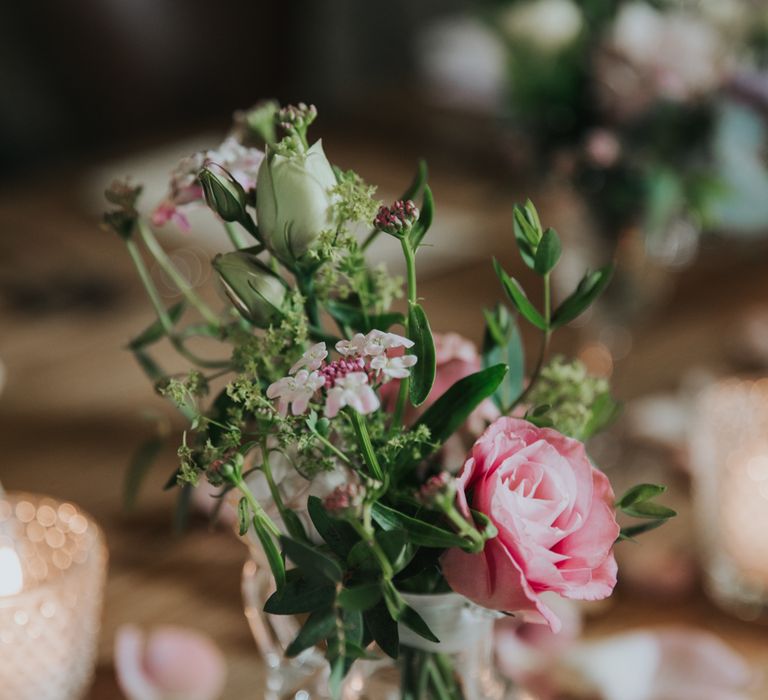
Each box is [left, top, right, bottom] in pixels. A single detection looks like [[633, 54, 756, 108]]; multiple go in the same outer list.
[[115, 625, 226, 700], [442, 417, 619, 631], [152, 137, 263, 231], [381, 332, 499, 432]]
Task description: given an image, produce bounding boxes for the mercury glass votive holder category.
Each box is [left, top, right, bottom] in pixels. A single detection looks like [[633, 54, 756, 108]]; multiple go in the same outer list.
[[0, 492, 108, 699], [690, 378, 768, 620]]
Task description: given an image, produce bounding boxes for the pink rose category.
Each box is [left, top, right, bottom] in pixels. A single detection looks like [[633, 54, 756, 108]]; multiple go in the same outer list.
[[441, 417, 619, 631]]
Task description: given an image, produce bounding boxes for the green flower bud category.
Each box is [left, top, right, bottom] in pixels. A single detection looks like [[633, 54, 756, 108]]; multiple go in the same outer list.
[[256, 140, 338, 264], [213, 251, 286, 327], [199, 164, 248, 223]]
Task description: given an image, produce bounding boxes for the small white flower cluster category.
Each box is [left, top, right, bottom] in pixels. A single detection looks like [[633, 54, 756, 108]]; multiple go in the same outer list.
[[266, 330, 417, 419]]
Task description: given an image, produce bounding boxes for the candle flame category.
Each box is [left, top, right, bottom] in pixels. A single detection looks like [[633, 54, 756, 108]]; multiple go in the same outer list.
[[0, 547, 23, 596]]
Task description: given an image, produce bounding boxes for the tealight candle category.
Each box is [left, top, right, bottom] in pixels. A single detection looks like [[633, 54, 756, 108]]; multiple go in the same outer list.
[[0, 492, 107, 699], [690, 378, 768, 619]]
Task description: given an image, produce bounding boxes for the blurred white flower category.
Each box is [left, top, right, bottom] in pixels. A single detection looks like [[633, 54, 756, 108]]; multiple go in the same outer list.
[[607, 3, 727, 107], [370, 353, 418, 382], [500, 0, 583, 53], [417, 17, 506, 112]]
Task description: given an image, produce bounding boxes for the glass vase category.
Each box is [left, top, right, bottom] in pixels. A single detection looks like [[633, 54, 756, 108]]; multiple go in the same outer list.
[[242, 552, 521, 699]]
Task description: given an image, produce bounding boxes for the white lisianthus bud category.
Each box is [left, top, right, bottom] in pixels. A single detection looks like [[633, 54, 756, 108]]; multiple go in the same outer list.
[[256, 140, 338, 265], [212, 251, 286, 327], [500, 0, 582, 53]]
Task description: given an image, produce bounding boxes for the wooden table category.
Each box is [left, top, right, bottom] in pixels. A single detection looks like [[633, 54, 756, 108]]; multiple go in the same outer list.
[[2, 147, 768, 697]]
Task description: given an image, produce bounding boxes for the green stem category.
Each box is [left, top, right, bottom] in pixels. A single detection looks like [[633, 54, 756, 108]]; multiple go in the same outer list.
[[443, 506, 484, 553], [126, 239, 229, 369], [224, 221, 248, 249], [426, 658, 452, 700], [296, 272, 321, 330], [138, 220, 221, 327], [309, 429, 351, 464], [349, 513, 393, 579], [434, 653, 464, 700], [234, 477, 280, 538], [393, 237, 418, 430], [509, 272, 551, 411], [347, 410, 384, 481]]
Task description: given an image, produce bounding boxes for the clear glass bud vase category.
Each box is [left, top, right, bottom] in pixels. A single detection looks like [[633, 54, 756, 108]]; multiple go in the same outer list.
[[242, 552, 521, 699]]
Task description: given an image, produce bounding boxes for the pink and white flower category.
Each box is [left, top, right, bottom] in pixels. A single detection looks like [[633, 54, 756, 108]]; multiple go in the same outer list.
[[290, 342, 328, 374], [152, 137, 264, 231], [325, 372, 380, 418], [363, 330, 414, 356], [266, 370, 325, 417], [335, 333, 369, 357], [370, 353, 418, 381]]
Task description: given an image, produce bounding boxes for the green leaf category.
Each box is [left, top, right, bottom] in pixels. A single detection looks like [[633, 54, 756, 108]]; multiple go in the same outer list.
[[285, 608, 336, 657], [364, 601, 399, 659], [616, 484, 667, 509], [264, 572, 336, 614], [493, 259, 547, 330], [513, 205, 538, 269], [237, 497, 250, 536], [534, 228, 561, 275], [255, 519, 286, 592], [399, 605, 439, 643], [128, 302, 185, 349], [381, 582, 439, 643], [410, 185, 435, 249], [408, 303, 436, 406], [337, 583, 383, 612], [621, 502, 677, 520], [551, 265, 614, 328], [281, 509, 309, 543], [376, 528, 414, 573], [371, 503, 466, 549], [482, 305, 525, 411], [402, 159, 428, 202], [281, 535, 343, 583], [409, 364, 508, 454], [347, 540, 381, 577], [124, 435, 165, 509], [307, 496, 359, 558], [618, 520, 667, 541]]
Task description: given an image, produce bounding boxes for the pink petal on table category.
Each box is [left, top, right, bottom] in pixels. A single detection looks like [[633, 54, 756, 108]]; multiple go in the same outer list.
[[115, 625, 226, 700]]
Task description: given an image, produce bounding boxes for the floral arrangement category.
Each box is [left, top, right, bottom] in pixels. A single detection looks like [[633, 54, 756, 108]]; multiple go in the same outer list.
[[104, 101, 674, 698], [478, 0, 768, 252]]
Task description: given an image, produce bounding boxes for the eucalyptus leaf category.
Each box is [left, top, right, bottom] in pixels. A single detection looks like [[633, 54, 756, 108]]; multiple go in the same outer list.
[[405, 364, 508, 466], [281, 535, 343, 583], [337, 583, 382, 612], [307, 495, 359, 558], [551, 265, 614, 328], [617, 484, 667, 508], [264, 572, 336, 615], [364, 601, 399, 659], [371, 503, 466, 549], [618, 520, 667, 541], [493, 259, 547, 330], [408, 303, 436, 406], [286, 608, 337, 657], [534, 228, 562, 275], [482, 305, 525, 411]]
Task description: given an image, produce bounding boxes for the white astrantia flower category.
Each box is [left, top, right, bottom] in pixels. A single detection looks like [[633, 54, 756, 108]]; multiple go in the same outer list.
[[290, 342, 328, 374], [362, 330, 414, 357], [500, 0, 583, 53], [335, 334, 367, 357], [370, 353, 418, 382], [266, 370, 325, 417], [324, 372, 380, 418]]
